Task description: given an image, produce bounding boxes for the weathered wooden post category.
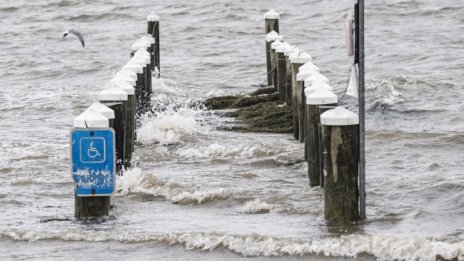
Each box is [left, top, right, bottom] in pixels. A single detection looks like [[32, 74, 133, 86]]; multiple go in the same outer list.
[[304, 72, 330, 88], [124, 61, 144, 119], [146, 34, 156, 74], [264, 10, 279, 86], [296, 66, 318, 144], [131, 54, 151, 115], [110, 78, 135, 169], [72, 108, 114, 219], [147, 12, 160, 75], [300, 61, 320, 73], [275, 42, 292, 102], [98, 87, 128, 174], [134, 48, 153, 98], [131, 38, 153, 93], [289, 50, 312, 140], [265, 31, 282, 86], [284, 46, 297, 106], [270, 39, 283, 90], [306, 88, 338, 187], [320, 106, 360, 223]]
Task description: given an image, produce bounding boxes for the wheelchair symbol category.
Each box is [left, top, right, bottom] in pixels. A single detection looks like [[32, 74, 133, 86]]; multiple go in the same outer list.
[[87, 142, 101, 159]]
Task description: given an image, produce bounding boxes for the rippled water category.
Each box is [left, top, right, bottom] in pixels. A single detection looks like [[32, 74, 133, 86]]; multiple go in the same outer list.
[[1, 0, 463, 260]]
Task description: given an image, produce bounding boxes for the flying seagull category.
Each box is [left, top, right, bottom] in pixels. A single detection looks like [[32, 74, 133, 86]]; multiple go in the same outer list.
[[63, 29, 85, 47]]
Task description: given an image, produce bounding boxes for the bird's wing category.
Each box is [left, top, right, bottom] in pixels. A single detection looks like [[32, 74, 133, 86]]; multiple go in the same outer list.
[[68, 29, 85, 47]]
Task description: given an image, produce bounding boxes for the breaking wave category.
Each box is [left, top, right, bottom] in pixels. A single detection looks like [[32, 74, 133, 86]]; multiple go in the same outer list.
[[117, 168, 229, 205], [1, 228, 462, 260]]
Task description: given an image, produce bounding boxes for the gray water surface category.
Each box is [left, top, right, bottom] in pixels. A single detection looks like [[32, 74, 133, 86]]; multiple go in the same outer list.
[[0, 0, 463, 260]]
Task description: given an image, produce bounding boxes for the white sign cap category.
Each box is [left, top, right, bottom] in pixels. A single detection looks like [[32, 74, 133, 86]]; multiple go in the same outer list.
[[265, 31, 283, 42], [87, 102, 115, 119], [299, 62, 320, 72], [304, 82, 334, 96], [271, 39, 283, 49], [124, 61, 143, 74], [130, 55, 148, 67], [98, 87, 128, 102], [285, 46, 302, 57], [135, 48, 150, 59], [115, 71, 136, 84], [306, 88, 338, 105], [110, 77, 135, 95], [264, 9, 280, 20], [290, 51, 312, 64], [276, 42, 292, 53], [304, 72, 330, 87], [118, 68, 137, 79], [297, 68, 317, 81], [320, 106, 359, 126], [147, 12, 160, 22], [73, 109, 109, 128]]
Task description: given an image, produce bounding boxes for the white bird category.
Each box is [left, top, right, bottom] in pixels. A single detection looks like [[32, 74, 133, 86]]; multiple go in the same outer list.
[[63, 29, 85, 47]]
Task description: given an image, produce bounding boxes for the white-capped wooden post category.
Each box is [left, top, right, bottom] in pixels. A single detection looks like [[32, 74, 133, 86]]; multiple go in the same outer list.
[[296, 65, 318, 144], [131, 54, 151, 115], [110, 78, 135, 169], [270, 39, 283, 90], [146, 35, 156, 74], [264, 10, 279, 86], [98, 87, 128, 174], [72, 109, 113, 219], [134, 48, 152, 99], [265, 31, 282, 86], [124, 61, 144, 120], [284, 46, 297, 106], [320, 106, 360, 223], [275, 42, 291, 102], [147, 12, 160, 75], [306, 89, 338, 187], [289, 50, 312, 140]]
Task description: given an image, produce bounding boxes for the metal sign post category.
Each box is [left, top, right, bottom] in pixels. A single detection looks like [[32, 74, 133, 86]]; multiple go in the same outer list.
[[356, 0, 366, 219]]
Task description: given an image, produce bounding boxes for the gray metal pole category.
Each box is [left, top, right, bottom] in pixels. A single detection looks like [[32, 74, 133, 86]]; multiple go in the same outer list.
[[358, 0, 366, 219]]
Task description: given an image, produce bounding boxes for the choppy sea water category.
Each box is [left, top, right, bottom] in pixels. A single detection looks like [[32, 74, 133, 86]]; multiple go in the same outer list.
[[1, 0, 463, 260]]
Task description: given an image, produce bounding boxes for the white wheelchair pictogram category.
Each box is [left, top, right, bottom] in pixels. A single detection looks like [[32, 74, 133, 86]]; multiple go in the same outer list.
[[87, 142, 102, 159]]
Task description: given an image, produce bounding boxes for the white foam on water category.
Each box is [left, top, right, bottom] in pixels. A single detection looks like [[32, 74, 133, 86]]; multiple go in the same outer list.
[[242, 199, 273, 214], [171, 188, 230, 205], [136, 106, 205, 146], [151, 77, 185, 101], [177, 143, 283, 160], [368, 80, 404, 106], [116, 168, 186, 199], [1, 228, 462, 260], [117, 168, 229, 205]]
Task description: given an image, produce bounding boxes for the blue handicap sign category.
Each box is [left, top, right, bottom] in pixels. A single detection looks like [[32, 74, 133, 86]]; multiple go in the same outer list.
[[71, 129, 115, 196]]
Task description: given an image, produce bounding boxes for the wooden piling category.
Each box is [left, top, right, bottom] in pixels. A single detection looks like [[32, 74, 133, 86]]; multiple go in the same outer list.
[[134, 48, 153, 109], [289, 50, 311, 140], [320, 106, 360, 224], [124, 61, 145, 120], [265, 31, 283, 87], [147, 34, 156, 73], [73, 108, 113, 219], [284, 46, 297, 106], [110, 78, 136, 169], [275, 43, 291, 103], [147, 13, 160, 75], [264, 10, 279, 86], [98, 88, 128, 174], [270, 40, 283, 90], [296, 67, 318, 145], [306, 89, 337, 187]]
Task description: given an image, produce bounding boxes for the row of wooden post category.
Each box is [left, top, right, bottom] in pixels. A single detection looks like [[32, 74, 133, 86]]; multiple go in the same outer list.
[[72, 13, 160, 219], [264, 10, 361, 224]]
